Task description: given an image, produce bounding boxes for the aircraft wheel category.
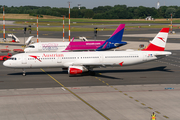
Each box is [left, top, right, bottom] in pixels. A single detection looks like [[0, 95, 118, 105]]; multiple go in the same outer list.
[[89, 71, 96, 76], [3, 57, 7, 61]]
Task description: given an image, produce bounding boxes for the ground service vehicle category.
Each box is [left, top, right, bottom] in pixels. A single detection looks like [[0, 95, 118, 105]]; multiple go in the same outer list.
[[0, 53, 12, 61]]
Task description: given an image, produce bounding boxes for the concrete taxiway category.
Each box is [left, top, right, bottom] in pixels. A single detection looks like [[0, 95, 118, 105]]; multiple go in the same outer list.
[[0, 27, 180, 119], [0, 50, 180, 120]]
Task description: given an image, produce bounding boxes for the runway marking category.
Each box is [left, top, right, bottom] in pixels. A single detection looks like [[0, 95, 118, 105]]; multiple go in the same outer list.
[[95, 73, 170, 119], [141, 103, 146, 106], [155, 111, 161, 114], [41, 68, 110, 120], [168, 56, 180, 60], [129, 96, 133, 99], [163, 58, 180, 63], [114, 88, 118, 90], [163, 115, 169, 119], [156, 60, 180, 68]]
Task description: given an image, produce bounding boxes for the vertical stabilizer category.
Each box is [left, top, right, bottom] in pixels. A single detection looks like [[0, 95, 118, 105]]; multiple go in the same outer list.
[[96, 24, 127, 51], [142, 28, 169, 51], [110, 24, 125, 38]]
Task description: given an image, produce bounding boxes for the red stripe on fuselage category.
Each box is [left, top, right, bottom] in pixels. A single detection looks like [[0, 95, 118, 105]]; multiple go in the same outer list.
[[29, 55, 42, 62]]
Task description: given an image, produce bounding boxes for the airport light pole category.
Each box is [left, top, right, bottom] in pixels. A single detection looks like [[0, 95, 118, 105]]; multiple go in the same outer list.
[[61, 15, 65, 42], [37, 15, 39, 43], [171, 13, 172, 33], [24, 27, 27, 49], [3, 6, 6, 41], [68, 2, 71, 41]]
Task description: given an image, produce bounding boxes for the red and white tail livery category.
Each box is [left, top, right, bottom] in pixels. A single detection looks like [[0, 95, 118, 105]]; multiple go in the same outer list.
[[143, 28, 169, 51]]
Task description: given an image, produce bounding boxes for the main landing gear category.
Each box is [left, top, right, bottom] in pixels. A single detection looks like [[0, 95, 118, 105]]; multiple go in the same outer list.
[[89, 71, 96, 76], [22, 68, 26, 76]]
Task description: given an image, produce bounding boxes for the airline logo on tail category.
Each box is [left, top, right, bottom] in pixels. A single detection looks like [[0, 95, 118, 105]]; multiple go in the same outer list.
[[96, 24, 127, 51], [157, 37, 165, 42], [143, 28, 169, 51]]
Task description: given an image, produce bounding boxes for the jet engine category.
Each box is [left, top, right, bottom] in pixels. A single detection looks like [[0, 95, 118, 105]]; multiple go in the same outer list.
[[68, 66, 88, 75]]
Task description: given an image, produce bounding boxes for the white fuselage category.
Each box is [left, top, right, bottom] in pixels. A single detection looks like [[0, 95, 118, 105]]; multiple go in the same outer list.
[[24, 42, 69, 52], [3, 50, 171, 69]]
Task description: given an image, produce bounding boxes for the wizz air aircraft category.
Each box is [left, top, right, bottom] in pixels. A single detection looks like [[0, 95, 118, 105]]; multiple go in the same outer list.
[[3, 28, 171, 76], [24, 24, 127, 52]]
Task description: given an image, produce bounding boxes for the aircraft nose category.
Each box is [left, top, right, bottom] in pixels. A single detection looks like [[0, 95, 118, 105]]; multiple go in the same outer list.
[[3, 60, 9, 67], [24, 49, 28, 52], [3, 61, 7, 67]]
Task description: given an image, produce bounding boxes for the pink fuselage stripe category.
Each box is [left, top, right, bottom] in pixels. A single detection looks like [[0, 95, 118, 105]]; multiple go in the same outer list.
[[110, 24, 125, 38], [103, 42, 108, 49], [65, 41, 105, 50]]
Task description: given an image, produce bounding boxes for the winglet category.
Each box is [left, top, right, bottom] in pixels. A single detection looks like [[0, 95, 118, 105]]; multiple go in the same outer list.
[[71, 37, 75, 42], [142, 28, 169, 51]]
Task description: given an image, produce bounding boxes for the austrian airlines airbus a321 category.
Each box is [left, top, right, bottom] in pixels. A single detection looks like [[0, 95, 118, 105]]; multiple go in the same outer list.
[[3, 28, 171, 76], [24, 24, 127, 52]]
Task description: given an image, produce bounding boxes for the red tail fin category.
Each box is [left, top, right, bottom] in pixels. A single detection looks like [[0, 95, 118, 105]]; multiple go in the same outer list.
[[142, 28, 169, 51]]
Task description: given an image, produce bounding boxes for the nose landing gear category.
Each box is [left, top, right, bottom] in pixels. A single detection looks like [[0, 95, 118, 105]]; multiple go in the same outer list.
[[22, 69, 26, 76]]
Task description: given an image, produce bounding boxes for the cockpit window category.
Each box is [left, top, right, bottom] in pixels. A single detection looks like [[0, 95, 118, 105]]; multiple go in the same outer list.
[[28, 45, 35, 48], [8, 57, 17, 60]]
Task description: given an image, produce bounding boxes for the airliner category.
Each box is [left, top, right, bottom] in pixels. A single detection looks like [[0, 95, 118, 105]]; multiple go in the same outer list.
[[3, 28, 171, 76], [24, 24, 127, 52]]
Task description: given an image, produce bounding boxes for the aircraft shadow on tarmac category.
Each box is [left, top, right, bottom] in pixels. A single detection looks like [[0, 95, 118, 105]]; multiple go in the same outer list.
[[8, 66, 172, 79], [96, 66, 173, 74], [94, 66, 173, 79]]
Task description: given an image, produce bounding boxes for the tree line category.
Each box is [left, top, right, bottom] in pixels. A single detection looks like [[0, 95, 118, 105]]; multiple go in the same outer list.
[[0, 5, 180, 19]]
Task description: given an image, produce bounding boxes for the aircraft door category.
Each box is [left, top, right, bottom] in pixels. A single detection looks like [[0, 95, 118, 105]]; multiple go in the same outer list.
[[38, 44, 42, 51], [99, 55, 103, 63], [22, 55, 27, 64], [57, 57, 62, 63], [143, 52, 147, 61]]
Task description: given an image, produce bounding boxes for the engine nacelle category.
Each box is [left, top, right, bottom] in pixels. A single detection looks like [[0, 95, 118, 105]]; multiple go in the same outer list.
[[68, 66, 88, 75]]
